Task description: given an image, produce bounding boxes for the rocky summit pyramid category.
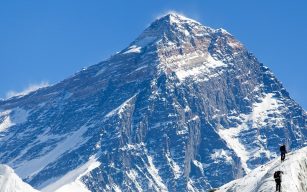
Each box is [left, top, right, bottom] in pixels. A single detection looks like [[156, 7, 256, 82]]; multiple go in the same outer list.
[[0, 13, 306, 192]]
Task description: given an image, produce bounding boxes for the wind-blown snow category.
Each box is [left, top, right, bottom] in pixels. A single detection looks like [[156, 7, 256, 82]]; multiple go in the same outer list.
[[0, 108, 29, 132], [217, 146, 307, 192], [6, 82, 49, 99], [0, 164, 39, 192], [42, 155, 101, 192]]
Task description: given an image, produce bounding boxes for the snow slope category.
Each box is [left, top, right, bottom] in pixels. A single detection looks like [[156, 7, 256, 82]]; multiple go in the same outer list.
[[41, 155, 100, 192], [0, 164, 39, 192], [217, 147, 307, 192]]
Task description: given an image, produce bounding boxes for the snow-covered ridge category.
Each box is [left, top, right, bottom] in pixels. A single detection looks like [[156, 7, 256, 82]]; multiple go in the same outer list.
[[217, 146, 307, 192], [42, 156, 101, 192], [0, 164, 39, 192]]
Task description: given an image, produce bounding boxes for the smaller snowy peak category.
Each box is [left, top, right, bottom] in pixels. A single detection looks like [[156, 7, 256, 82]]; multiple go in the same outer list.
[[0, 164, 39, 192], [217, 147, 307, 192]]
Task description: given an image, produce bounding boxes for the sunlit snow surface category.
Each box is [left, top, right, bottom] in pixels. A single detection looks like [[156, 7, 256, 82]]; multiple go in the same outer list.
[[217, 147, 307, 192], [0, 164, 39, 192]]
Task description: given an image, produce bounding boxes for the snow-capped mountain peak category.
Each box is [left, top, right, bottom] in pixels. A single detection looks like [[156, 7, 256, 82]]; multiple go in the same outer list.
[[0, 14, 306, 192], [126, 13, 213, 54]]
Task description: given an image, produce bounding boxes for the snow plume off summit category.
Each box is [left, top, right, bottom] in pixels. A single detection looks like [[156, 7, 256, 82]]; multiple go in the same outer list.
[[0, 13, 306, 192]]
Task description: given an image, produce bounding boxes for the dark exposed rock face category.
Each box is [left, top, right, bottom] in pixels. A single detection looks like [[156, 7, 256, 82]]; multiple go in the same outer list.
[[0, 13, 306, 191]]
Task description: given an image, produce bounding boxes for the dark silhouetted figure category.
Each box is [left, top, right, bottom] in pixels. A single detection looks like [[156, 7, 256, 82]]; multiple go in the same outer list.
[[274, 171, 283, 192], [280, 144, 287, 162]]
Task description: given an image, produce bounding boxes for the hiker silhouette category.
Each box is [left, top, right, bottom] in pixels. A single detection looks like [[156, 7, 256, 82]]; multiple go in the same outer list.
[[279, 144, 287, 162], [274, 171, 283, 192]]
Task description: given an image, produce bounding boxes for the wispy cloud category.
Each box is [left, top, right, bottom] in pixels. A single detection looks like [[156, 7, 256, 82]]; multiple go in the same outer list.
[[5, 81, 49, 99]]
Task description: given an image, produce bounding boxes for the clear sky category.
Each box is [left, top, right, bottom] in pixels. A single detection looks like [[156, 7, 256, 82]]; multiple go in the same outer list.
[[0, 0, 306, 109]]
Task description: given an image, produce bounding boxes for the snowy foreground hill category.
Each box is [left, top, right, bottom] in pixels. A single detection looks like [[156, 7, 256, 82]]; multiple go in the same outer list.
[[0, 13, 306, 191], [217, 146, 307, 192], [0, 164, 39, 192]]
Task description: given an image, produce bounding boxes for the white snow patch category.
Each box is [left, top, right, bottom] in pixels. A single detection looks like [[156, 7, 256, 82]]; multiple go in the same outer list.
[[123, 45, 142, 54], [218, 125, 251, 173], [126, 169, 143, 192], [211, 149, 233, 163], [0, 164, 39, 192], [252, 93, 284, 128], [42, 155, 100, 192], [165, 153, 181, 179], [187, 178, 197, 192], [192, 160, 204, 175], [160, 51, 227, 82], [120, 142, 144, 151], [112, 184, 121, 192], [184, 105, 191, 112], [146, 155, 168, 191]]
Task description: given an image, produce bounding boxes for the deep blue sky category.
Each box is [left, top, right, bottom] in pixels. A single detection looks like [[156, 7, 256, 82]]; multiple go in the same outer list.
[[0, 0, 306, 109]]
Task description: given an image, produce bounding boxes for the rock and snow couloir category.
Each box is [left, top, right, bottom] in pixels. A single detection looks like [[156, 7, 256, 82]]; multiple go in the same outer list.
[[217, 146, 307, 192], [0, 164, 39, 192]]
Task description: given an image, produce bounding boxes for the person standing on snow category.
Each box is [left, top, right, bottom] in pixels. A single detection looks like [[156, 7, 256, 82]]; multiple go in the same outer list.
[[280, 144, 287, 162], [274, 171, 283, 192]]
